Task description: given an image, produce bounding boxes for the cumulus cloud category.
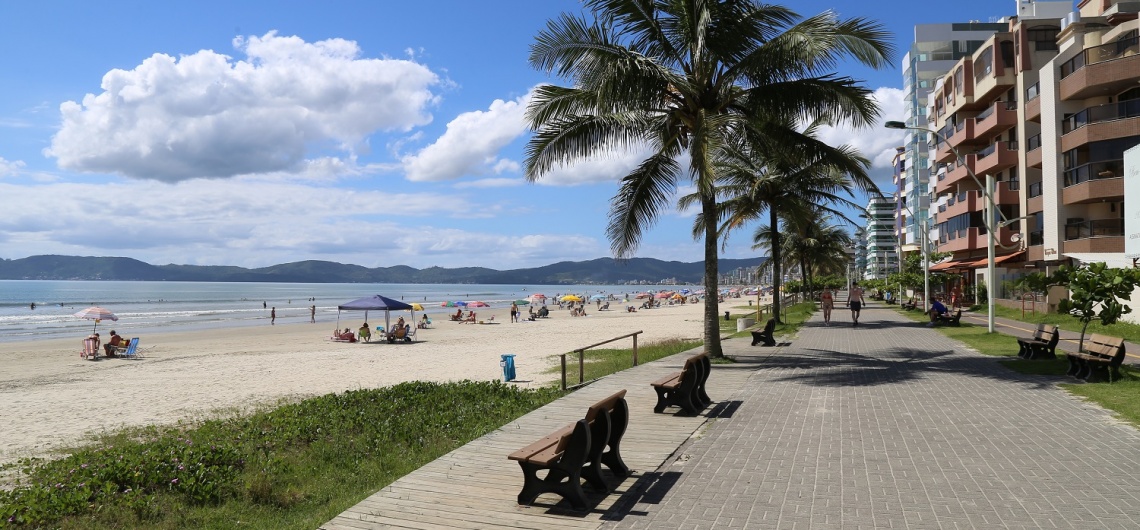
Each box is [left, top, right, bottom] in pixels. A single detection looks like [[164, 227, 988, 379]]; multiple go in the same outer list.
[[45, 32, 440, 182], [454, 178, 523, 189], [812, 86, 907, 186], [0, 157, 25, 177], [535, 144, 659, 186], [401, 90, 532, 182]]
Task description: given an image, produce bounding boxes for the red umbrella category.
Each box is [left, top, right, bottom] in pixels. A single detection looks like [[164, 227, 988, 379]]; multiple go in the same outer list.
[[467, 301, 490, 308], [73, 306, 118, 333]]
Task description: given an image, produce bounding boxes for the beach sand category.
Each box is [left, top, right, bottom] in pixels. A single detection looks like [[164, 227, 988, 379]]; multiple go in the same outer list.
[[0, 301, 709, 466]]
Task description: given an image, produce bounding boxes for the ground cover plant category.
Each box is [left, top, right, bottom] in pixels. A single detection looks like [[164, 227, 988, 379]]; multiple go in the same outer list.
[[723, 301, 814, 339], [896, 306, 1140, 427], [0, 381, 562, 529]]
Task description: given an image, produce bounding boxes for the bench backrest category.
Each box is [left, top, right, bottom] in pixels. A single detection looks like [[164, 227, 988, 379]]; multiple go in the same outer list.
[[585, 389, 628, 423], [1038, 324, 1058, 345], [1085, 334, 1126, 363], [762, 318, 776, 335]]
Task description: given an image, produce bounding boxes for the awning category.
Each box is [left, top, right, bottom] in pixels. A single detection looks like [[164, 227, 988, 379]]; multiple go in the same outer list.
[[963, 251, 1025, 269], [1063, 252, 1136, 268], [929, 260, 971, 272]]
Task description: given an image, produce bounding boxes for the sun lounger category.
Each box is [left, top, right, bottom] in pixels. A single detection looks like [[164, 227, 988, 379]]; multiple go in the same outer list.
[[80, 338, 99, 360], [119, 338, 141, 359]]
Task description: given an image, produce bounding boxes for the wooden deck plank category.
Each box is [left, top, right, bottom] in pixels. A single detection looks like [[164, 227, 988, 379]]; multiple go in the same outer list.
[[321, 348, 754, 530]]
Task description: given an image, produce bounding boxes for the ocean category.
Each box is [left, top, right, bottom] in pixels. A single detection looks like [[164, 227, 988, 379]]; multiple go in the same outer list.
[[0, 280, 691, 342]]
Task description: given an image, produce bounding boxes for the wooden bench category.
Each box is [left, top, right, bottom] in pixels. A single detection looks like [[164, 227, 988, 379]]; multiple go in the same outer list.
[[508, 390, 630, 510], [750, 318, 776, 347], [901, 298, 918, 310], [934, 309, 962, 327], [1066, 334, 1126, 383], [650, 356, 705, 414], [1017, 324, 1059, 360]]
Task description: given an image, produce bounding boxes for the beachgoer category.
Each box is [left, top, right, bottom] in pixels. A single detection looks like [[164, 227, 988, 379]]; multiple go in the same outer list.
[[926, 297, 948, 326], [310, 305, 316, 323], [419, 314, 430, 329], [359, 323, 371, 342], [103, 330, 125, 356], [820, 288, 834, 326], [263, 301, 267, 309], [271, 307, 276, 325], [87, 332, 101, 353], [510, 302, 519, 323], [30, 302, 35, 310], [453, 308, 463, 321], [849, 282, 866, 326]]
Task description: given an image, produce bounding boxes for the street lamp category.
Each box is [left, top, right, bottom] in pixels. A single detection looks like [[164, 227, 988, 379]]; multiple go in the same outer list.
[[885, 120, 1021, 333]]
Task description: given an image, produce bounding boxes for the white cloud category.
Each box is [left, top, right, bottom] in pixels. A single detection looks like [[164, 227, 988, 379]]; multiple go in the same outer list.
[[812, 86, 907, 187], [0, 157, 25, 177], [401, 90, 532, 182], [454, 178, 523, 189], [45, 32, 440, 182], [536, 144, 659, 186]]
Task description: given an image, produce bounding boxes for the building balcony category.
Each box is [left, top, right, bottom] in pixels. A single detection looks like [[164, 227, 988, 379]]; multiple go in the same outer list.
[[937, 226, 1018, 253], [974, 100, 1017, 140], [1060, 112, 1140, 152], [933, 118, 988, 164], [1025, 83, 1041, 122], [973, 63, 1016, 104], [938, 154, 978, 191], [1026, 243, 1044, 262], [1059, 35, 1140, 101], [995, 180, 1019, 205], [1026, 134, 1043, 168], [974, 140, 1018, 176], [1063, 219, 1125, 253], [1062, 165, 1124, 204], [941, 191, 977, 219]]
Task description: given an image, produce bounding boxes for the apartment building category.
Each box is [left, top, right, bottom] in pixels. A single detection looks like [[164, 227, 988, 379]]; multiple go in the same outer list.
[[863, 197, 898, 279], [922, 0, 1138, 301]]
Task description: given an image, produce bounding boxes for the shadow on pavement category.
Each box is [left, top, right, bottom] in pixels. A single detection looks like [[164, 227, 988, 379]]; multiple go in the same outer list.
[[600, 471, 683, 522]]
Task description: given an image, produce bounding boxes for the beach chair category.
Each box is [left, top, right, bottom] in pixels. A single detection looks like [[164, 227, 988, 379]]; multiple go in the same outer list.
[[119, 338, 141, 359], [80, 338, 99, 360]]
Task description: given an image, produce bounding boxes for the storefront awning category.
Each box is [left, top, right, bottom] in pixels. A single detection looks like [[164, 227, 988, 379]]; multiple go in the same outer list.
[[1063, 253, 1135, 268], [929, 259, 971, 272], [963, 251, 1025, 269]]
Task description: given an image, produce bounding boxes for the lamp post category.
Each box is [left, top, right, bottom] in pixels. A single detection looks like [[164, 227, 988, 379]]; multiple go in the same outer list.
[[885, 121, 1016, 333], [900, 204, 930, 313]]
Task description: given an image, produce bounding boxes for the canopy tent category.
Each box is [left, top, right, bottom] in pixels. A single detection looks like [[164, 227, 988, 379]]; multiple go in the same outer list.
[[337, 295, 416, 341]]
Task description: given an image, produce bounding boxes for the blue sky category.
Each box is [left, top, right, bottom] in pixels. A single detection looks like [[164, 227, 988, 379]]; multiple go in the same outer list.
[[0, 0, 1049, 269]]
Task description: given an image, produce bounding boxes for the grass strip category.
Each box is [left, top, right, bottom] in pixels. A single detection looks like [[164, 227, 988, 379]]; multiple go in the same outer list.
[[721, 301, 815, 339], [548, 338, 705, 382], [896, 306, 1140, 427], [0, 381, 561, 529]]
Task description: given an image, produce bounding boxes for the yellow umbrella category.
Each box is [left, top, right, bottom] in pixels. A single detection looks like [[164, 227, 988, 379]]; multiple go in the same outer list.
[[411, 303, 424, 311], [561, 295, 583, 302]]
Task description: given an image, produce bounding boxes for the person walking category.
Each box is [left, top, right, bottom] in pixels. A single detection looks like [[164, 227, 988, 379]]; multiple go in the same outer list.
[[271, 307, 276, 325], [820, 288, 834, 326], [310, 304, 316, 323], [849, 282, 866, 326]]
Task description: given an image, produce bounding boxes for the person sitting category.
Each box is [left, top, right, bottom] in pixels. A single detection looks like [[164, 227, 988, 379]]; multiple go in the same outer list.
[[451, 308, 463, 321], [418, 314, 431, 329], [926, 297, 949, 327], [627, 305, 637, 313], [104, 330, 126, 356], [86, 332, 101, 357], [337, 328, 357, 342], [358, 323, 372, 342], [464, 311, 476, 323]]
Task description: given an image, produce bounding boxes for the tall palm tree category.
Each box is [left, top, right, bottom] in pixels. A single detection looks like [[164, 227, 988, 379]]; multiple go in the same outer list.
[[524, 0, 892, 357], [782, 212, 853, 296], [711, 126, 876, 322]]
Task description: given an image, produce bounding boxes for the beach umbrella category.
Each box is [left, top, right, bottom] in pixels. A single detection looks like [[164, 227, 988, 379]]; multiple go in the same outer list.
[[411, 303, 424, 311], [655, 292, 672, 299], [74, 306, 118, 333], [513, 299, 530, 305], [467, 301, 490, 308], [635, 293, 650, 299], [456, 301, 469, 307], [679, 289, 691, 295], [561, 295, 583, 302], [671, 293, 684, 300], [590, 294, 607, 300]]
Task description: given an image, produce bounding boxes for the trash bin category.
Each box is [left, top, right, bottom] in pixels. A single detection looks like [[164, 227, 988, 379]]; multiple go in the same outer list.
[[724, 311, 731, 321], [500, 354, 516, 382], [737, 317, 755, 332]]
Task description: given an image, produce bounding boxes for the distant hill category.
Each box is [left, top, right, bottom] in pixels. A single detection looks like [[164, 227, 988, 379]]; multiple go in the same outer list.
[[0, 255, 767, 285]]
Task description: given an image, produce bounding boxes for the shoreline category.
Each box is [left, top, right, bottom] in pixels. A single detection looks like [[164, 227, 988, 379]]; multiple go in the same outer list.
[[0, 301, 709, 467]]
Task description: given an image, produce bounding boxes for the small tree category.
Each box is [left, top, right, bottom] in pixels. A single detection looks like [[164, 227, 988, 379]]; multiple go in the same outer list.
[[1050, 263, 1140, 352]]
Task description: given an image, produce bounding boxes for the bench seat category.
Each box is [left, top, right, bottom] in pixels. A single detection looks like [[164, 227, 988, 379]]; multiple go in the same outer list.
[[650, 355, 705, 414], [1066, 334, 1126, 383], [751, 318, 776, 347], [1017, 324, 1058, 360]]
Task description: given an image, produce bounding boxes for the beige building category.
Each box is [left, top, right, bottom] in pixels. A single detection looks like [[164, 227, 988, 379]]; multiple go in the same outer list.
[[923, 0, 1139, 307]]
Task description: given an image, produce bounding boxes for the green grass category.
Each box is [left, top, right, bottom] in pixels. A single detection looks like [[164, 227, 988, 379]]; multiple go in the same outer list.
[[0, 381, 562, 529], [990, 304, 1140, 343], [720, 302, 813, 339], [548, 338, 705, 384], [898, 306, 1140, 427]]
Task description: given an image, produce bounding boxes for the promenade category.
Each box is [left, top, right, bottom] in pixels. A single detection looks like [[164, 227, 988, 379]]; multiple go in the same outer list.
[[322, 299, 1140, 529]]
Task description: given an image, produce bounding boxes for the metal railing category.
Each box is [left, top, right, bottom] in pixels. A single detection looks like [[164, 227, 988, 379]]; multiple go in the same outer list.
[[1064, 219, 1125, 240], [1063, 159, 1124, 186], [1060, 34, 1139, 79], [561, 331, 643, 390], [1061, 99, 1140, 134]]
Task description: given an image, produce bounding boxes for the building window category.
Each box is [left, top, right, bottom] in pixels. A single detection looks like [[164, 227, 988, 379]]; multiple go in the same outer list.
[[1027, 27, 1059, 51]]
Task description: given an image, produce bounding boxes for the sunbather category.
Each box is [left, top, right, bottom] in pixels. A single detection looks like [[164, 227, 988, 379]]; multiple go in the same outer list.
[[359, 323, 371, 342], [451, 308, 463, 321], [104, 330, 125, 356], [464, 311, 476, 323]]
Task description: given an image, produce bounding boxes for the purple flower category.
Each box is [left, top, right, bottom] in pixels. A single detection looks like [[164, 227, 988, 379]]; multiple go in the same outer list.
[[81, 464, 88, 469], [178, 465, 184, 470], [171, 478, 179, 485]]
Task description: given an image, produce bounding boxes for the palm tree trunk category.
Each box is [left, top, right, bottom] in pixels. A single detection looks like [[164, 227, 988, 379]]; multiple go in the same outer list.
[[769, 208, 782, 324], [702, 193, 724, 358]]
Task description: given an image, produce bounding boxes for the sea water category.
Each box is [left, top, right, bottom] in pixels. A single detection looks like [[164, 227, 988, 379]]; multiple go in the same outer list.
[[0, 280, 680, 342]]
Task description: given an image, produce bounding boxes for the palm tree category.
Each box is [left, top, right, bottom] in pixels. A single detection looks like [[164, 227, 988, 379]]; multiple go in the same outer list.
[[711, 126, 876, 322], [524, 0, 892, 357], [782, 212, 853, 296]]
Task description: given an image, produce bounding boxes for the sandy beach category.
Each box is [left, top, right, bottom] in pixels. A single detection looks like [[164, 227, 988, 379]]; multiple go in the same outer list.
[[0, 301, 709, 466]]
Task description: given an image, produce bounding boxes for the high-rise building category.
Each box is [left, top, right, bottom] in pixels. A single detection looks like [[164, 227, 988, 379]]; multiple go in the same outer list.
[[863, 197, 898, 279], [921, 0, 1139, 306]]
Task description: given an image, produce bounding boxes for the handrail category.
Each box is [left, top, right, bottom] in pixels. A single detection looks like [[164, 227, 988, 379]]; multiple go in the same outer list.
[[561, 330, 643, 390]]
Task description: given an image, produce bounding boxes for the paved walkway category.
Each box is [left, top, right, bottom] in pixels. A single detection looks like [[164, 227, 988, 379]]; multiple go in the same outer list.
[[605, 300, 1140, 529], [322, 299, 1140, 529]]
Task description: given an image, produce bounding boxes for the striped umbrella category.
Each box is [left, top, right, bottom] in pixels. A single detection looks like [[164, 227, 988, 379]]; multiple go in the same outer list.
[[73, 306, 118, 333]]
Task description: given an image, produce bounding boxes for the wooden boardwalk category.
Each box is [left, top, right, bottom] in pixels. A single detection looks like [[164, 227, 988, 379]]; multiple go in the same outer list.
[[320, 345, 758, 530]]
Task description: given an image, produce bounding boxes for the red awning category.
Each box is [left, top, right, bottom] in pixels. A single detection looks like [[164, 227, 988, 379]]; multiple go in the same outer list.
[[929, 260, 971, 272], [963, 251, 1025, 269]]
